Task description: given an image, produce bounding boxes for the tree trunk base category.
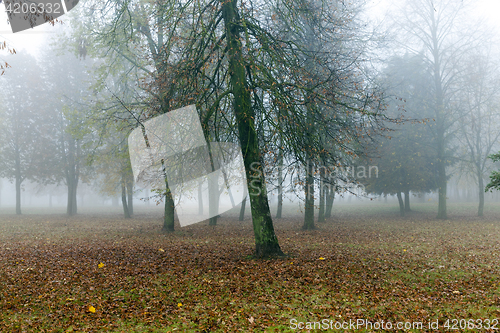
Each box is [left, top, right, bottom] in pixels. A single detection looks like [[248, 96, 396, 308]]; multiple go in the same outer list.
[[254, 244, 286, 259], [209, 216, 219, 226], [161, 226, 175, 233], [302, 224, 317, 230]]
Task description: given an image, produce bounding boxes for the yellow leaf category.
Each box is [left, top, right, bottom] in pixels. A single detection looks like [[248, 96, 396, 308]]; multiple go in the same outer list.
[[177, 303, 182, 307], [319, 257, 325, 260], [158, 248, 165, 252], [88, 305, 96, 313], [98, 262, 105, 268]]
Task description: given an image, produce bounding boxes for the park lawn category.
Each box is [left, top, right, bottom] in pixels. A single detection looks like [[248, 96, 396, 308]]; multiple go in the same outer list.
[[0, 203, 499, 332]]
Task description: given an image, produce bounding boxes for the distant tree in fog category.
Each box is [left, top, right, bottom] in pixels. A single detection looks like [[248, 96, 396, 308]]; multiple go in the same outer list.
[[392, 0, 478, 219], [485, 152, 500, 194], [0, 53, 47, 214], [363, 54, 438, 216], [456, 49, 500, 216], [39, 50, 95, 216]]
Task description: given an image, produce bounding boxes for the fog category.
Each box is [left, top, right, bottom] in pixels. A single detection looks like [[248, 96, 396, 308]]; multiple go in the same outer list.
[[1, 0, 500, 223], [4, 2, 500, 330]]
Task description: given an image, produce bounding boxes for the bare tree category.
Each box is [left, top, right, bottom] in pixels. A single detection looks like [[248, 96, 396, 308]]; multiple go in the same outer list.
[[456, 49, 500, 216], [392, 0, 479, 219], [0, 53, 45, 214]]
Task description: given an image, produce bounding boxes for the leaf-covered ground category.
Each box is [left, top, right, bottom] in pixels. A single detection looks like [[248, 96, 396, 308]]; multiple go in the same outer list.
[[0, 203, 499, 332]]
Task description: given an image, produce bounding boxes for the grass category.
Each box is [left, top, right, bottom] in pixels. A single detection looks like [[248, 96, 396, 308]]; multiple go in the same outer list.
[[0, 202, 499, 332]]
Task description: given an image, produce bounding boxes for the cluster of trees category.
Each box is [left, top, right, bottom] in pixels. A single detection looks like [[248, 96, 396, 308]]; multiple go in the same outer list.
[[1, 0, 500, 257], [0, 51, 93, 215], [62, 0, 388, 257], [363, 0, 500, 218]]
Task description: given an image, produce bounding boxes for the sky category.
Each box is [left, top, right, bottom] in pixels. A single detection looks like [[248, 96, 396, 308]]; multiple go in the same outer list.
[[0, 0, 499, 56], [365, 0, 500, 29]]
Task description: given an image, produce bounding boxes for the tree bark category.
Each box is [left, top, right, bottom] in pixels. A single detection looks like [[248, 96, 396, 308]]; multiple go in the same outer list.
[[478, 174, 484, 217], [14, 146, 22, 215], [303, 160, 315, 229], [198, 180, 203, 215], [15, 171, 21, 215], [127, 180, 133, 215], [276, 148, 283, 219], [430, 7, 448, 220], [404, 189, 411, 212], [436, 133, 447, 219], [397, 192, 405, 217], [163, 177, 175, 232], [121, 181, 131, 218], [325, 184, 335, 218], [65, 138, 79, 216], [207, 143, 219, 226], [222, 0, 283, 257], [239, 196, 246, 221], [318, 166, 326, 223]]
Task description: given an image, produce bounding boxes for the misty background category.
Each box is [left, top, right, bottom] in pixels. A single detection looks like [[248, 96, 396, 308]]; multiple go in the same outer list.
[[1, 0, 500, 223]]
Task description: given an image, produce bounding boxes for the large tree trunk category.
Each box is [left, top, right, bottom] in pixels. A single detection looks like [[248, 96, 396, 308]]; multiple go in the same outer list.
[[432, 15, 448, 219], [318, 166, 326, 223], [127, 180, 133, 215], [325, 185, 335, 218], [436, 133, 447, 219], [239, 196, 246, 221], [478, 173, 484, 217], [121, 180, 131, 219], [123, 141, 134, 216], [222, 0, 283, 257], [276, 148, 283, 219], [397, 192, 405, 217], [67, 178, 78, 216], [303, 160, 315, 230], [239, 182, 248, 221], [163, 177, 175, 232], [140, 120, 175, 231], [404, 189, 411, 212], [198, 180, 203, 215], [15, 172, 21, 215], [207, 143, 219, 226], [15, 147, 22, 215], [66, 138, 79, 216]]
